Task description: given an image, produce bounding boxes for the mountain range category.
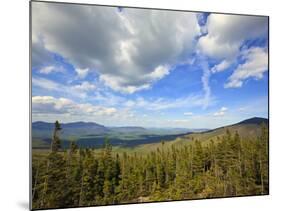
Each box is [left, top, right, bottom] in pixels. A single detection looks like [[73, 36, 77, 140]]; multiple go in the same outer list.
[[32, 117, 268, 149]]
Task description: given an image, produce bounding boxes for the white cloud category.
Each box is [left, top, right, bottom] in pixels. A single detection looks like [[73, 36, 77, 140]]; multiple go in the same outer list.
[[221, 107, 228, 112], [213, 112, 224, 117], [197, 13, 268, 91], [199, 57, 212, 109], [198, 14, 268, 61], [72, 81, 96, 92], [124, 94, 215, 111], [32, 96, 141, 125], [100, 74, 151, 94], [225, 47, 268, 88], [32, 3, 201, 93], [147, 65, 170, 81], [32, 77, 96, 98], [32, 95, 117, 116], [213, 107, 228, 116], [38, 65, 65, 74], [32, 77, 60, 91], [184, 112, 193, 116], [211, 60, 232, 73], [100, 65, 170, 94], [76, 68, 89, 79]]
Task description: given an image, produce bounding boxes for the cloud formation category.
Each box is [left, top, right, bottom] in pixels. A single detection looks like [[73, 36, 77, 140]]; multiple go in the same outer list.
[[123, 94, 215, 111], [224, 47, 268, 88], [72, 81, 96, 92], [38, 65, 66, 74], [32, 96, 141, 125], [211, 60, 232, 73], [198, 14, 268, 62], [213, 107, 228, 116], [33, 77, 95, 98], [32, 3, 200, 93], [32, 40, 54, 68], [197, 13, 268, 90], [32, 96, 117, 116], [31, 3, 268, 127]]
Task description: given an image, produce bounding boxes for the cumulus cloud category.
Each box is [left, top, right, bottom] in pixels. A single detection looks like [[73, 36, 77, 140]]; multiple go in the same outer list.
[[33, 77, 95, 98], [100, 65, 170, 93], [211, 60, 232, 73], [38, 65, 66, 74], [32, 96, 141, 124], [32, 77, 61, 91], [198, 14, 268, 61], [32, 96, 117, 116], [76, 68, 90, 79], [224, 47, 268, 88], [197, 13, 268, 91], [72, 81, 96, 92], [184, 112, 193, 116], [213, 107, 228, 116], [32, 2, 200, 93]]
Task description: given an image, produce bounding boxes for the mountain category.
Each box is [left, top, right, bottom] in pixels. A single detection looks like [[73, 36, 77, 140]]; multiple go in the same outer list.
[[32, 121, 191, 149], [236, 117, 268, 125], [187, 116, 268, 141], [32, 121, 109, 140], [32, 117, 268, 150], [132, 117, 269, 153], [33, 121, 108, 130]]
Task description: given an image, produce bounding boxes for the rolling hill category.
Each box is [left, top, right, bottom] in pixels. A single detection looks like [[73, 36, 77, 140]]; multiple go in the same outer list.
[[32, 121, 203, 149], [127, 117, 268, 153], [32, 117, 268, 150]]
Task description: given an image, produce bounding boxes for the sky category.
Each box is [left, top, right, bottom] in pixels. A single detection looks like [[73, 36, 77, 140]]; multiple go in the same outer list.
[[31, 2, 269, 129]]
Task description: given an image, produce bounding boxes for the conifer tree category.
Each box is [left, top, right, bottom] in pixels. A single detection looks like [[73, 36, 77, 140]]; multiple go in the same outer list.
[[51, 121, 62, 152], [32, 123, 269, 209]]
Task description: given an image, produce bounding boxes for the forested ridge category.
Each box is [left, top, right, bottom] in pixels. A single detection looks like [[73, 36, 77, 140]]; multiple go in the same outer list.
[[32, 121, 269, 210]]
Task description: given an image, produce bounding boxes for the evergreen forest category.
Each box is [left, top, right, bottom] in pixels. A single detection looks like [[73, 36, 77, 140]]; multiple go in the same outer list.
[[31, 121, 269, 209]]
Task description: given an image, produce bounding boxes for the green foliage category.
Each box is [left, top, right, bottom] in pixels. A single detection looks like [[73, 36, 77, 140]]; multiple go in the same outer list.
[[32, 124, 269, 209], [51, 120, 62, 152]]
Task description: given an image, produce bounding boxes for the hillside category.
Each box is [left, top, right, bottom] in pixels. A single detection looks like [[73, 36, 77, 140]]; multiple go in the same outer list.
[[32, 117, 269, 209], [33, 121, 109, 138], [129, 117, 268, 154], [32, 117, 268, 150], [236, 117, 268, 125], [32, 121, 197, 149]]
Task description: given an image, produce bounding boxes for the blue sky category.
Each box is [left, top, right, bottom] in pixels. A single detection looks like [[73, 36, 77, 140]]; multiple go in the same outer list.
[[32, 2, 268, 128]]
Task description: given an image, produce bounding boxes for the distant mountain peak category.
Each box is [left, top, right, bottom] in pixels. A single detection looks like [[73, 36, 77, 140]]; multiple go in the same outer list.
[[236, 117, 268, 125], [63, 121, 105, 127], [32, 121, 108, 131]]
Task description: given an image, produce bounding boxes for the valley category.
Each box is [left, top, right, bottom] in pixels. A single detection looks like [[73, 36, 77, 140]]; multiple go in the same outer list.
[[31, 117, 269, 209], [32, 117, 268, 152], [32, 121, 207, 149]]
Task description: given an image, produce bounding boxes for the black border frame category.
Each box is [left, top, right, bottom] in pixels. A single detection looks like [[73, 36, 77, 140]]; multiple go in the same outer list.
[[29, 1, 270, 210]]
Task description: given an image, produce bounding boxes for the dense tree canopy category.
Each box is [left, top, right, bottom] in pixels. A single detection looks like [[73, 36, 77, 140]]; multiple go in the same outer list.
[[32, 122, 269, 209]]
